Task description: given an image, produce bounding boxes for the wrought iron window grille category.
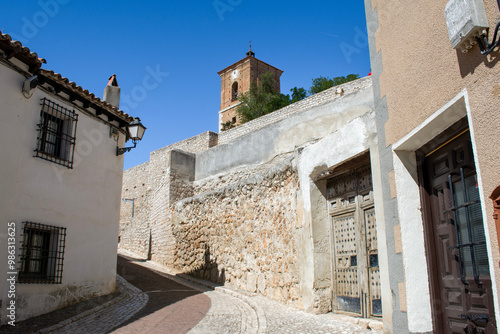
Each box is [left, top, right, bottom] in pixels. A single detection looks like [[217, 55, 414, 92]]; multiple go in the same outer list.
[[34, 98, 78, 168], [446, 167, 485, 286], [19, 222, 67, 284]]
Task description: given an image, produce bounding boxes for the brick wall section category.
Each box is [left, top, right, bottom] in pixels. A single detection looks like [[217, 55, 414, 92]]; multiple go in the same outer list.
[[218, 76, 372, 144]]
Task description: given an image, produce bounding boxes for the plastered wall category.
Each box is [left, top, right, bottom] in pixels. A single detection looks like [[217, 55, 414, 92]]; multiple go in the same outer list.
[[0, 62, 125, 323], [365, 0, 500, 332]]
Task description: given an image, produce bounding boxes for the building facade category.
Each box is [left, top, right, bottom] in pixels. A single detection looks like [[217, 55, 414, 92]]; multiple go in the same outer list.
[[0, 32, 137, 324], [365, 0, 500, 332], [119, 76, 388, 323]]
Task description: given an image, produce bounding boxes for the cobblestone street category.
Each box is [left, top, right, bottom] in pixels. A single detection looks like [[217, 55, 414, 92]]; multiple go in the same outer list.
[[3, 250, 383, 334]]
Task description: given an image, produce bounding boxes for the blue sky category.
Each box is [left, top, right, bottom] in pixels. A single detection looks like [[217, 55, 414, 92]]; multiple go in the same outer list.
[[2, 1, 370, 170]]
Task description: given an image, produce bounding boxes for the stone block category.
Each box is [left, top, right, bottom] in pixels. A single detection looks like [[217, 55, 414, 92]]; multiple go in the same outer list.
[[247, 272, 257, 293], [258, 274, 266, 294]]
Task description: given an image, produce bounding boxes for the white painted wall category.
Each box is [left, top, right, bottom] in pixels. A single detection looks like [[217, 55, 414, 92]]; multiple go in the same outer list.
[[296, 112, 380, 312], [0, 62, 126, 323]]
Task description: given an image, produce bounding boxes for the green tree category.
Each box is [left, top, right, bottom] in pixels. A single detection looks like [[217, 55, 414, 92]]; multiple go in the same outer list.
[[236, 72, 289, 123], [231, 72, 359, 126], [309, 74, 359, 95], [290, 87, 307, 103], [221, 121, 236, 131]]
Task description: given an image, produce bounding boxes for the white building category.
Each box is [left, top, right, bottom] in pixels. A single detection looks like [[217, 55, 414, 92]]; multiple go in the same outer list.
[[0, 32, 139, 324]]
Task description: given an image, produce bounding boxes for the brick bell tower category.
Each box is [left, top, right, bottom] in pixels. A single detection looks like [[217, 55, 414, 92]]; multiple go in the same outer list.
[[218, 44, 283, 131]]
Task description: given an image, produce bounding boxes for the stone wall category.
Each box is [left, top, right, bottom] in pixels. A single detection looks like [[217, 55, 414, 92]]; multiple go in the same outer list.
[[170, 155, 303, 308], [153, 130, 218, 156], [119, 161, 150, 258], [119, 77, 377, 313], [119, 131, 218, 260], [120, 152, 304, 307]]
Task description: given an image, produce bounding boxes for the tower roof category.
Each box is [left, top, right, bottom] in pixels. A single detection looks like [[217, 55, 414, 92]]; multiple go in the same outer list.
[[217, 45, 283, 76], [246, 41, 255, 57]]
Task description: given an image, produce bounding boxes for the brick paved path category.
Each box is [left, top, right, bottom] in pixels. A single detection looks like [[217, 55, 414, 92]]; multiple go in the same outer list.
[[109, 256, 211, 333]]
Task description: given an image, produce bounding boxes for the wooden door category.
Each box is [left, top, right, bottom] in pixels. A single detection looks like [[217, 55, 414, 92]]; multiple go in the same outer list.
[[420, 131, 496, 333], [328, 157, 381, 318]]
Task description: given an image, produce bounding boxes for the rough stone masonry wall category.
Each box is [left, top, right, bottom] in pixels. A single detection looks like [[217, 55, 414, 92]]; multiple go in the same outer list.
[[170, 155, 304, 308], [119, 161, 150, 257], [119, 131, 218, 260]]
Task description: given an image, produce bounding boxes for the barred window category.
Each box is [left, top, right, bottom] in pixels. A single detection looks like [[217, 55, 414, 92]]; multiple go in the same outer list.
[[19, 222, 67, 284], [34, 98, 78, 168]]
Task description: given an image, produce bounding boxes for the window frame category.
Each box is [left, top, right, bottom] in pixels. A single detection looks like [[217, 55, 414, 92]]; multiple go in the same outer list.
[[34, 98, 78, 169], [19, 222, 67, 284]]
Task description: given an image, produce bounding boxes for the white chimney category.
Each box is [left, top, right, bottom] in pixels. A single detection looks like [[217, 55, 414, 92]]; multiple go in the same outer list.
[[103, 74, 120, 108]]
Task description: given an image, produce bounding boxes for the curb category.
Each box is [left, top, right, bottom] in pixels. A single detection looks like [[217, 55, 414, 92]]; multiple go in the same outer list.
[[37, 275, 146, 334]]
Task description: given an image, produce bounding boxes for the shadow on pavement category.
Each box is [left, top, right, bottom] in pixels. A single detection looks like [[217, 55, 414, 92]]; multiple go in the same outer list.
[[110, 255, 212, 333], [0, 292, 119, 334]]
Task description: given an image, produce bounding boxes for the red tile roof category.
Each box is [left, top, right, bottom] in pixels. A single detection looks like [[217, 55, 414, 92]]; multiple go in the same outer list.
[[0, 31, 46, 71], [40, 69, 133, 123]]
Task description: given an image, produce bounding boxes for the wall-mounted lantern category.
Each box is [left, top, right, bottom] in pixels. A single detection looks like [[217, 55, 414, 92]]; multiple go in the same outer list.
[[22, 75, 39, 98], [116, 118, 146, 156]]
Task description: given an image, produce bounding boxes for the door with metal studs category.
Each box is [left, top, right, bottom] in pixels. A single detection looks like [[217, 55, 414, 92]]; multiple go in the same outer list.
[[327, 154, 381, 318]]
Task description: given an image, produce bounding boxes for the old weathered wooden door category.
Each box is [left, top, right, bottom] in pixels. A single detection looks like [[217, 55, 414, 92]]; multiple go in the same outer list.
[[420, 130, 496, 333], [327, 155, 381, 318]]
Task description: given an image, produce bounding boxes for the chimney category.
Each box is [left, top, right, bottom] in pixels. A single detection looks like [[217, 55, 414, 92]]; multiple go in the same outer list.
[[103, 74, 120, 108]]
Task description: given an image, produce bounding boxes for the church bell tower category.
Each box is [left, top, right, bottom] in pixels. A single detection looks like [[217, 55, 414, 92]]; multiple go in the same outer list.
[[218, 44, 283, 131]]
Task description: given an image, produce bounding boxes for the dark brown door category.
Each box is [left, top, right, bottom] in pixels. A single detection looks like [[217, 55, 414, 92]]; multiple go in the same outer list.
[[420, 130, 496, 333]]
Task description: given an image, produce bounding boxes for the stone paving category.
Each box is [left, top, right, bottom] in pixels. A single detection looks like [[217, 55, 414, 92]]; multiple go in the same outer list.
[[39, 275, 149, 334], [28, 250, 383, 334]]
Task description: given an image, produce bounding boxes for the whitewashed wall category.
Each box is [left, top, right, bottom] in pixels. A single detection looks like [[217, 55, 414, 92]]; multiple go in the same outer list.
[[0, 61, 126, 323]]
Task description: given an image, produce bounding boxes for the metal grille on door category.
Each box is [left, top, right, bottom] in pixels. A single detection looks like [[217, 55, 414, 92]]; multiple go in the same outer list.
[[327, 162, 381, 318]]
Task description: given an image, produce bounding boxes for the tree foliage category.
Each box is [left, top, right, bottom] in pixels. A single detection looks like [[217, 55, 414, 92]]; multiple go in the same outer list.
[[231, 72, 360, 126], [290, 87, 308, 103], [309, 74, 360, 95], [221, 121, 236, 131], [236, 72, 289, 123]]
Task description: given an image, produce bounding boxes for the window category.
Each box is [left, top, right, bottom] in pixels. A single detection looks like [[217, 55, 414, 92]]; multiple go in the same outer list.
[[232, 82, 238, 101], [34, 98, 78, 168], [19, 222, 66, 284]]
